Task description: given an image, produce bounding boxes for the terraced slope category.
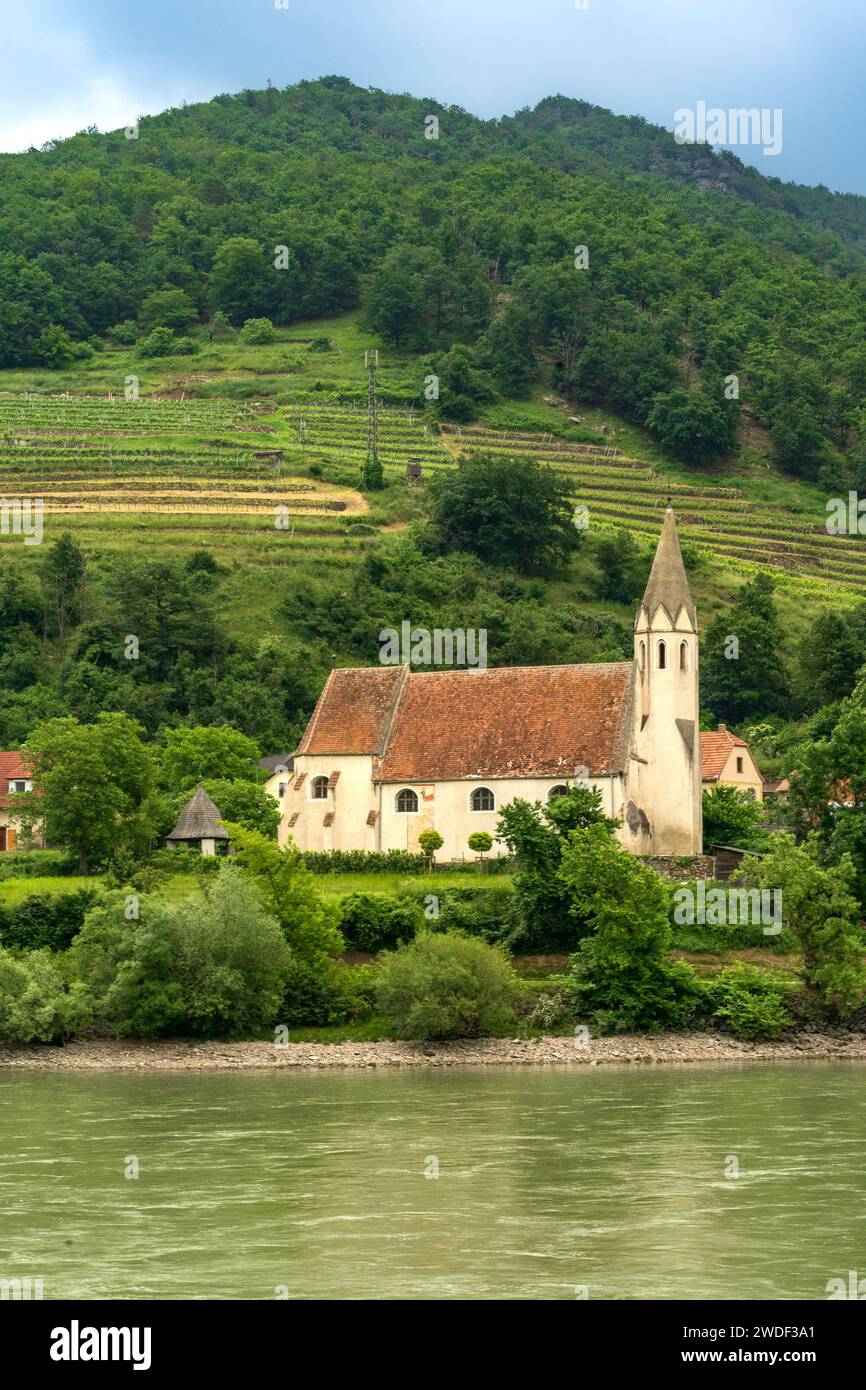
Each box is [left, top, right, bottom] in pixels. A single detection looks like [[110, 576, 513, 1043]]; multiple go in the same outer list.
[[3, 392, 864, 598]]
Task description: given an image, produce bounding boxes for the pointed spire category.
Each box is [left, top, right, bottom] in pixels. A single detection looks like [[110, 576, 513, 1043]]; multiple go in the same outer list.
[[639, 508, 696, 629], [166, 783, 229, 841]]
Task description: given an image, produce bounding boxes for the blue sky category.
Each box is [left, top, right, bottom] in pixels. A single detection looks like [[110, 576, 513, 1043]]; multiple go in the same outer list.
[[1, 0, 864, 194]]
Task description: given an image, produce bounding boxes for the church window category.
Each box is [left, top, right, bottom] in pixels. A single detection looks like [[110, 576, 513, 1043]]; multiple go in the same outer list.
[[396, 788, 419, 813], [310, 776, 329, 800], [736, 757, 743, 774], [548, 785, 569, 801], [639, 641, 646, 672], [470, 787, 495, 812], [658, 641, 667, 669], [679, 641, 688, 671]]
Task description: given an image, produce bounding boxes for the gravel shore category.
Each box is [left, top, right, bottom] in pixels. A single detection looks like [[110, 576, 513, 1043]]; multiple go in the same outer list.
[[3, 1032, 866, 1071]]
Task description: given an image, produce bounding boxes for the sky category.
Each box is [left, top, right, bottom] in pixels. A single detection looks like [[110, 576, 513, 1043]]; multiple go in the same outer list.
[[1, 0, 864, 195]]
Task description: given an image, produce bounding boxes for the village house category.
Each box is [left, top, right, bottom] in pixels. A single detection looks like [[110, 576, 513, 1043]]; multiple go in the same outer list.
[[700, 725, 765, 801], [0, 751, 36, 851], [273, 509, 703, 861]]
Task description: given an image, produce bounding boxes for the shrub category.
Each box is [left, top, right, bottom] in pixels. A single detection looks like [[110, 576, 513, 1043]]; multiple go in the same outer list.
[[67, 863, 292, 1037], [375, 931, 520, 1039], [403, 884, 520, 944], [137, 327, 179, 357], [0, 888, 102, 952], [0, 849, 78, 879], [702, 964, 794, 1041], [240, 317, 276, 344], [281, 958, 376, 1026], [0, 947, 90, 1043], [337, 892, 423, 953]]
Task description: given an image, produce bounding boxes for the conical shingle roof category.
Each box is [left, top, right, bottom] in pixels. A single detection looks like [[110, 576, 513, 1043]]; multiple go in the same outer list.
[[638, 508, 696, 628], [166, 783, 229, 841]]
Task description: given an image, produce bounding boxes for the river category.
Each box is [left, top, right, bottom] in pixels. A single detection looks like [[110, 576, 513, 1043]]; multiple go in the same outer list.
[[1, 1063, 863, 1300]]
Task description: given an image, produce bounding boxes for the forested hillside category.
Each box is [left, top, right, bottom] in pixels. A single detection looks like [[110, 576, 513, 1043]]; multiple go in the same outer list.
[[4, 78, 866, 483]]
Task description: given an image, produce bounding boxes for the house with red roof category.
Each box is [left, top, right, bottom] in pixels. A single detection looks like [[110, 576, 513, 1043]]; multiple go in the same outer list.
[[700, 725, 765, 802], [274, 510, 704, 861], [0, 752, 35, 851]]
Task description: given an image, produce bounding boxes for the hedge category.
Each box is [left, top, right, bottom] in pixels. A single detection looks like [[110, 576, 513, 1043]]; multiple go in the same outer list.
[[0, 889, 102, 953]]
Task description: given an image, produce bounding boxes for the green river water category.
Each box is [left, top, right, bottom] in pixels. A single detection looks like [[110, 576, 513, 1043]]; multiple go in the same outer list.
[[1, 1062, 864, 1300]]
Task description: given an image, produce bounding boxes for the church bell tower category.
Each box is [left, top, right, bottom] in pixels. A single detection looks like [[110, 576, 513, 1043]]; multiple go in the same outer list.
[[628, 509, 702, 855]]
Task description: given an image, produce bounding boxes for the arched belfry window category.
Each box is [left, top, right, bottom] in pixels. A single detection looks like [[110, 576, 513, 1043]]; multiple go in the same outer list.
[[657, 640, 667, 670], [680, 640, 688, 671], [639, 640, 646, 672], [396, 788, 419, 813]]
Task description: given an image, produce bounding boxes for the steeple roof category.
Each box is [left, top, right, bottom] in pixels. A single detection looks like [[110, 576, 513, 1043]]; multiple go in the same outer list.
[[166, 783, 229, 841], [638, 508, 696, 629]]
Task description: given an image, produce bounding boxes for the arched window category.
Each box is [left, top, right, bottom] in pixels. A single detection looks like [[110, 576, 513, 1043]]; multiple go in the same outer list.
[[470, 787, 495, 812], [679, 640, 688, 671], [310, 776, 329, 800], [396, 788, 419, 813], [548, 785, 569, 801], [658, 640, 667, 670], [639, 640, 646, 672]]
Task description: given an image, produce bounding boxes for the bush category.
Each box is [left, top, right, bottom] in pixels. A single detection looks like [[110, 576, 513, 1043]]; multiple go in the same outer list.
[[337, 893, 423, 953], [0, 947, 90, 1043], [280, 957, 376, 1027], [137, 327, 179, 357], [0, 849, 78, 879], [375, 931, 520, 1039], [67, 863, 292, 1038], [0, 888, 102, 952], [702, 964, 794, 1041], [240, 317, 276, 344], [403, 884, 521, 944], [300, 848, 428, 875]]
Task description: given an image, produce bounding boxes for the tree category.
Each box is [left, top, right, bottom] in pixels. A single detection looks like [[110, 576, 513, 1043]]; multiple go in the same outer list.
[[375, 931, 520, 1039], [199, 778, 280, 838], [418, 829, 444, 867], [21, 713, 155, 872], [225, 824, 342, 962], [359, 243, 439, 348], [467, 831, 493, 865], [702, 574, 791, 723], [497, 787, 618, 950], [160, 725, 261, 791], [210, 237, 274, 323], [561, 823, 699, 1033], [702, 784, 768, 850], [41, 533, 86, 643], [138, 288, 198, 333], [740, 835, 865, 1019], [647, 388, 735, 462], [428, 452, 580, 576]]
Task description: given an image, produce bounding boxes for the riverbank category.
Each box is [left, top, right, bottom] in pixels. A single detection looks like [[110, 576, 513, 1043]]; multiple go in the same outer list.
[[4, 1032, 866, 1070]]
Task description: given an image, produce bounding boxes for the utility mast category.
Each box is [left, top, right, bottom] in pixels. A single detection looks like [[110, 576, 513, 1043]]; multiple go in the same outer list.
[[361, 349, 384, 490]]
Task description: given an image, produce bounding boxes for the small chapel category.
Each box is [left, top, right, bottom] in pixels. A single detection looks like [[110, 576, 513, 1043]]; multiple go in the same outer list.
[[277, 509, 702, 860]]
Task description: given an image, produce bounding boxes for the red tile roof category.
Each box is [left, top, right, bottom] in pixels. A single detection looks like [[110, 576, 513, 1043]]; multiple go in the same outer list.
[[0, 752, 32, 811], [700, 727, 749, 782], [297, 666, 406, 756], [296, 663, 634, 780]]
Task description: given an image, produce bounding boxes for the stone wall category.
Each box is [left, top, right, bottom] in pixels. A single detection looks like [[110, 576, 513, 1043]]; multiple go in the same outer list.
[[644, 854, 715, 881]]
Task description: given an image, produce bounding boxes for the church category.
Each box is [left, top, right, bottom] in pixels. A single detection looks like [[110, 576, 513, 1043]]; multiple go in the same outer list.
[[275, 509, 702, 860]]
